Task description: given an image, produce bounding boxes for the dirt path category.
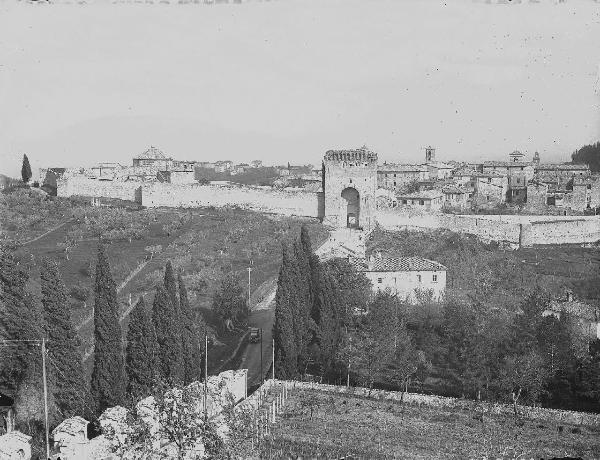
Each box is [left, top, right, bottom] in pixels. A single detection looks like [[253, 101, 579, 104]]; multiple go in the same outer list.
[[21, 219, 73, 246], [75, 259, 150, 331]]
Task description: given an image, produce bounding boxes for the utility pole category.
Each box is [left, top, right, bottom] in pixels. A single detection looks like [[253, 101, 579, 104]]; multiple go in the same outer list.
[[260, 328, 263, 385], [41, 338, 50, 460], [247, 265, 252, 310], [204, 334, 208, 422]]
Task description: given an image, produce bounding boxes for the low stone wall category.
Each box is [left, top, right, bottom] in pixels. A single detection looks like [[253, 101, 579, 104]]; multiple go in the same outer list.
[[141, 183, 324, 219], [286, 380, 600, 426]]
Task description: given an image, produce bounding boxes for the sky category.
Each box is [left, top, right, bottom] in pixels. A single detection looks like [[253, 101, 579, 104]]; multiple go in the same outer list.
[[1, 0, 599, 176]]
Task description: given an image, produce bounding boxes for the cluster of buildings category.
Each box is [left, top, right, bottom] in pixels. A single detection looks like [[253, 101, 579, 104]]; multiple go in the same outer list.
[[377, 147, 599, 214], [41, 143, 600, 223], [40, 146, 317, 190]]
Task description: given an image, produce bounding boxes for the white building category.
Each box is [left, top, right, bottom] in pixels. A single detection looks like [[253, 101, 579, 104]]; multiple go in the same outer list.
[[355, 254, 447, 303]]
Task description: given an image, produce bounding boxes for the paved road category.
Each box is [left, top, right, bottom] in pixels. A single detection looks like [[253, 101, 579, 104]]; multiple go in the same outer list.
[[239, 289, 276, 387], [238, 236, 337, 387]]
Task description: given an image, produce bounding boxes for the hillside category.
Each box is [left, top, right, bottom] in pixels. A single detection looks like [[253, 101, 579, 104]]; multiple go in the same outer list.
[[4, 189, 328, 375]]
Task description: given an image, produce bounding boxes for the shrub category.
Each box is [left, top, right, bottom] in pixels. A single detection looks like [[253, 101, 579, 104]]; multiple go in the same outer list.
[[70, 283, 90, 301]]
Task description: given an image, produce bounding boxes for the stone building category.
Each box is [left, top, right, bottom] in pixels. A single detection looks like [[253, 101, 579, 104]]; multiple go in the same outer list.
[[482, 151, 535, 203], [471, 171, 508, 205], [397, 189, 445, 211], [132, 146, 173, 170], [425, 161, 454, 180], [322, 146, 378, 231], [534, 163, 590, 183], [354, 253, 446, 304], [377, 164, 429, 190], [442, 185, 472, 209]]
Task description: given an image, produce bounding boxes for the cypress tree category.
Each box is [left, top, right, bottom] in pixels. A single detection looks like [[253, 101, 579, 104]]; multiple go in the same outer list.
[[273, 244, 299, 379], [292, 240, 311, 368], [153, 284, 184, 386], [90, 244, 126, 415], [0, 252, 38, 392], [163, 260, 179, 314], [40, 257, 87, 418], [313, 268, 343, 379], [125, 297, 159, 402], [178, 273, 204, 384], [21, 154, 32, 183]]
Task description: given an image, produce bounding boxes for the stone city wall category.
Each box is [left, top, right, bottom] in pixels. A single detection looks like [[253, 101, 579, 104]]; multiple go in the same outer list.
[[141, 183, 324, 218], [57, 176, 142, 203], [523, 217, 600, 246], [375, 209, 600, 247]]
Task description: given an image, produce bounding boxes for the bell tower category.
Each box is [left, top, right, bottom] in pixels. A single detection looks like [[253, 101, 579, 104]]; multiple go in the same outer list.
[[425, 146, 436, 163]]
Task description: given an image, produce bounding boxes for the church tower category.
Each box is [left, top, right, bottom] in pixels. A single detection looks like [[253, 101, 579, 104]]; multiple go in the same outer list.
[[425, 146, 436, 163]]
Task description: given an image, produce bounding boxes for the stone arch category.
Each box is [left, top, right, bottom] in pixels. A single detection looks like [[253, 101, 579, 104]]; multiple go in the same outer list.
[[341, 187, 360, 228]]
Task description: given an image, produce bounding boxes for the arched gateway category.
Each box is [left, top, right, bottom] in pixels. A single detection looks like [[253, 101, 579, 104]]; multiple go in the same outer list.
[[341, 187, 360, 228]]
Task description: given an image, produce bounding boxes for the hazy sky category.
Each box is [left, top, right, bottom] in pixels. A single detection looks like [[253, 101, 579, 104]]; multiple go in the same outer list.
[[1, 0, 599, 176]]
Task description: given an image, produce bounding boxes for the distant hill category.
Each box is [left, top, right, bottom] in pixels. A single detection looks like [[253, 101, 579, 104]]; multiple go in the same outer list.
[[571, 141, 600, 172]]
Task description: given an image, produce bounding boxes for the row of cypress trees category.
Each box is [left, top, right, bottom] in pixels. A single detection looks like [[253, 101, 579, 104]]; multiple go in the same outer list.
[[0, 252, 87, 427], [1, 243, 207, 431], [273, 226, 345, 380], [91, 247, 207, 414]]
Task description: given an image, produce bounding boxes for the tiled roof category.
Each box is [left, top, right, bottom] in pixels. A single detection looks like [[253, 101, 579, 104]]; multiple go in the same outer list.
[[425, 161, 454, 169], [442, 185, 472, 194], [483, 161, 534, 168], [378, 164, 428, 173], [397, 189, 444, 200], [535, 163, 590, 171], [367, 256, 446, 272], [134, 146, 169, 160]]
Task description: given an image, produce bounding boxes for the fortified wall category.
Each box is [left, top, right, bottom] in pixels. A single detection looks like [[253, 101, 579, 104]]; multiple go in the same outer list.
[[57, 176, 142, 203], [141, 183, 324, 218], [375, 209, 600, 247]]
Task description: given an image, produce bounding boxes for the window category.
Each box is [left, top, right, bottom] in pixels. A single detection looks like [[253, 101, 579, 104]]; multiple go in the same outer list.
[[520, 166, 524, 171], [394, 181, 397, 186], [419, 200, 425, 205], [394, 174, 397, 178], [349, 179, 352, 183], [402, 200, 407, 204], [486, 195, 490, 201], [417, 274, 422, 282], [516, 178, 520, 184], [433, 274, 438, 283], [377, 278, 383, 284], [488, 178, 492, 183]]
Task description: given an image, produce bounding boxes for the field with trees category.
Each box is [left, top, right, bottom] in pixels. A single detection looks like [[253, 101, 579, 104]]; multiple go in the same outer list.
[[272, 225, 600, 420], [259, 387, 600, 459]]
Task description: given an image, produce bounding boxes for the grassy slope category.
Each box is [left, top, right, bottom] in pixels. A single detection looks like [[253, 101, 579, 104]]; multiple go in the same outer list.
[[263, 388, 600, 460], [12, 201, 329, 376]]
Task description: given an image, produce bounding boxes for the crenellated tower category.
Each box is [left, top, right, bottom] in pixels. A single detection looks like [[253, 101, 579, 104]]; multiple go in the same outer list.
[[322, 146, 378, 231]]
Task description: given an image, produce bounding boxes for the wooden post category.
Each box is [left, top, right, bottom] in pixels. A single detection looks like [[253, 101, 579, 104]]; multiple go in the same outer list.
[[41, 338, 50, 460], [204, 334, 208, 421]]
